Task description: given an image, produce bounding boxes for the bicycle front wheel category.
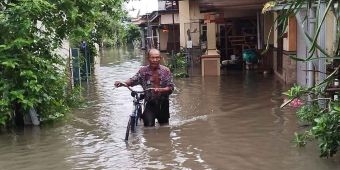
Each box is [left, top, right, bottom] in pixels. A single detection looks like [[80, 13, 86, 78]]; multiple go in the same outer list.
[[125, 118, 131, 141], [130, 115, 136, 133], [136, 106, 142, 126]]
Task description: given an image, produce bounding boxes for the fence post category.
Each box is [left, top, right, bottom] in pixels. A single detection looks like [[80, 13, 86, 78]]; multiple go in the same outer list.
[[71, 48, 81, 87]]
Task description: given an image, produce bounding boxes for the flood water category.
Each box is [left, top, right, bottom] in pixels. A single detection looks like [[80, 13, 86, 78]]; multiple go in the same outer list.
[[0, 47, 339, 170]]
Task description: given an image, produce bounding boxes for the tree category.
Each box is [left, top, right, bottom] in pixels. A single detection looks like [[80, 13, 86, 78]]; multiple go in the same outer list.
[[125, 24, 141, 44], [0, 0, 127, 126], [263, 0, 339, 157]]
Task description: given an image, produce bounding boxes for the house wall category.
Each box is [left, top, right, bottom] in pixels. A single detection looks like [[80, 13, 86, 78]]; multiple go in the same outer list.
[[261, 13, 274, 70], [179, 0, 206, 48], [287, 16, 297, 51], [272, 52, 297, 85], [279, 9, 334, 86], [283, 52, 297, 84], [57, 40, 70, 59], [188, 0, 201, 47], [273, 13, 278, 48], [295, 7, 334, 87], [159, 29, 169, 51], [273, 13, 297, 85], [56, 40, 73, 87], [159, 13, 179, 52], [296, 13, 308, 86], [325, 12, 336, 54], [160, 14, 179, 24], [281, 16, 297, 52], [189, 0, 202, 20], [179, 0, 191, 48], [263, 13, 274, 45]]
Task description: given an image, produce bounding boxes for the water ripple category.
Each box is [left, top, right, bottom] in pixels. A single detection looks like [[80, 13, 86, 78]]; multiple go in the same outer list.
[[1, 49, 339, 170]]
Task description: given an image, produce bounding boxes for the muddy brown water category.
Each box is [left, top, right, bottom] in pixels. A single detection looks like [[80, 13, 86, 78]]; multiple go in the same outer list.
[[0, 47, 339, 170]]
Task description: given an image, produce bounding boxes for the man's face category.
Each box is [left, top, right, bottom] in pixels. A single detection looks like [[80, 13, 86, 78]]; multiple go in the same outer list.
[[148, 50, 161, 69]]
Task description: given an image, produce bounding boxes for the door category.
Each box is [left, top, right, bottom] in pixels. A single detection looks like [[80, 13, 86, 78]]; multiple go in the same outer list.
[[218, 24, 227, 61]]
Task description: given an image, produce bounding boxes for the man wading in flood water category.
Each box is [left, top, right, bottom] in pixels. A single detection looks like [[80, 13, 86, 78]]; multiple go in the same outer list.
[[114, 48, 174, 126]]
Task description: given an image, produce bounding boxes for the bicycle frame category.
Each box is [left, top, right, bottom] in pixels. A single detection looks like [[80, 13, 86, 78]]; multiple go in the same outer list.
[[122, 86, 153, 141], [115, 83, 153, 141], [128, 91, 144, 132]]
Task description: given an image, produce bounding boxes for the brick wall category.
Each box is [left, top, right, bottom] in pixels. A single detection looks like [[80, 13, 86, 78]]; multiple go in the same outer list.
[[273, 49, 297, 85], [282, 52, 296, 85]]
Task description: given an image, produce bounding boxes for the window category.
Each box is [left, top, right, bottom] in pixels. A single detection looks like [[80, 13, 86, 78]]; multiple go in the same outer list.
[[200, 24, 207, 42]]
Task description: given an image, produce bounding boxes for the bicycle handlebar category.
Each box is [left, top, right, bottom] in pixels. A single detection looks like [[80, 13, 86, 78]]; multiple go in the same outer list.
[[117, 82, 154, 93]]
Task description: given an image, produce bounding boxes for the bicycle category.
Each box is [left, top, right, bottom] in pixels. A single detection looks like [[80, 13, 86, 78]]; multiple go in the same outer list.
[[116, 83, 153, 141]]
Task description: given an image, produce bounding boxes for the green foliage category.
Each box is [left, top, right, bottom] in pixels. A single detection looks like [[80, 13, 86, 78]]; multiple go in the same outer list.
[[167, 51, 189, 78], [283, 84, 306, 98], [266, 0, 340, 158], [312, 107, 340, 157], [93, 8, 128, 47], [293, 132, 311, 147], [125, 24, 141, 44], [282, 83, 340, 157], [101, 22, 141, 47], [296, 104, 321, 123], [0, 0, 126, 126], [291, 102, 340, 157]]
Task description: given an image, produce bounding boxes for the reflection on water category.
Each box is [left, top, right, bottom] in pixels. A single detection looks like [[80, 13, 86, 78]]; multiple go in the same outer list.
[[0, 47, 339, 170]]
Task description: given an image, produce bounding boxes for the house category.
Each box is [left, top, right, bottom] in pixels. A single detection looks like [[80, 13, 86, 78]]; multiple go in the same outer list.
[[177, 0, 270, 76], [131, 0, 180, 53], [135, 0, 337, 85], [264, 1, 337, 86]]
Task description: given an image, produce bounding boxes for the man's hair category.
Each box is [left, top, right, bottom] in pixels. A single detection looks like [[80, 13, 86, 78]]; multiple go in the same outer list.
[[147, 48, 160, 57]]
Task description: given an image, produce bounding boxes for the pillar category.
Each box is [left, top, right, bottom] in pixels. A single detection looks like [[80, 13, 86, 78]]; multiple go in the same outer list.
[[206, 22, 218, 55], [201, 21, 220, 76], [179, 0, 190, 48]]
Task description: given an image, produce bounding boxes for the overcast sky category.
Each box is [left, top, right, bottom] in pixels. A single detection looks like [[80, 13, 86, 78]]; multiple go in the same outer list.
[[124, 0, 158, 18]]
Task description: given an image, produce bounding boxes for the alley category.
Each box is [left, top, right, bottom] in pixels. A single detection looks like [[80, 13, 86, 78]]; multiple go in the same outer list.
[[0, 47, 339, 170]]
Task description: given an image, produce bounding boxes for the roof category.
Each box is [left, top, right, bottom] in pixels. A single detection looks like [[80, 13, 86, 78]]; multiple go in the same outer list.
[[198, 0, 268, 12], [131, 9, 179, 26]]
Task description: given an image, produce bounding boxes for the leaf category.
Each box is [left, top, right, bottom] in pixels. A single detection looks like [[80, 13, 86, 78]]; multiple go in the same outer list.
[[13, 38, 33, 47], [1, 60, 18, 69], [289, 55, 306, 61], [308, 0, 334, 54], [0, 44, 7, 49], [9, 90, 25, 101], [20, 70, 37, 79]]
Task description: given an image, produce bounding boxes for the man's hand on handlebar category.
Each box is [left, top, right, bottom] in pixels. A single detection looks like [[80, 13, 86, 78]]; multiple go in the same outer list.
[[152, 87, 170, 93], [114, 81, 126, 88], [152, 88, 162, 93], [114, 81, 171, 94]]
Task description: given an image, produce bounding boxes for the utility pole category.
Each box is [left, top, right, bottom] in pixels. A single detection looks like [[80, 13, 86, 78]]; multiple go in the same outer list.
[[171, 0, 178, 69], [147, 13, 151, 51], [171, 0, 175, 53]]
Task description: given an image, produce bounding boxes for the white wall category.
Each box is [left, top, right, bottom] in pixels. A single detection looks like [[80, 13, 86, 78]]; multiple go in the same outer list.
[[325, 12, 336, 54], [159, 29, 169, 51], [160, 14, 179, 24]]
